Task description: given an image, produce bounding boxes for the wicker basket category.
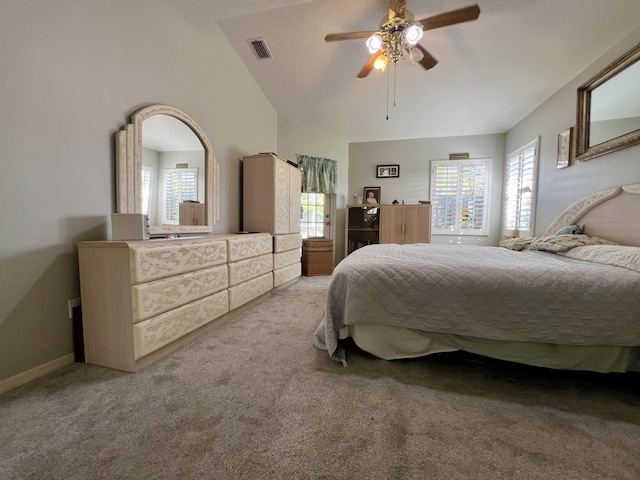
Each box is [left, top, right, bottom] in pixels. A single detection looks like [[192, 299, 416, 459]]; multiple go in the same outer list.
[[302, 238, 334, 276]]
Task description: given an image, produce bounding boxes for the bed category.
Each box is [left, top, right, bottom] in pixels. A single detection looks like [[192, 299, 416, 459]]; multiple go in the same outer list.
[[314, 183, 640, 372]]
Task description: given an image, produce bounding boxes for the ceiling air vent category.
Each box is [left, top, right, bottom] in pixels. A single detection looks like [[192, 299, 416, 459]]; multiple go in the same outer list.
[[248, 37, 273, 61]]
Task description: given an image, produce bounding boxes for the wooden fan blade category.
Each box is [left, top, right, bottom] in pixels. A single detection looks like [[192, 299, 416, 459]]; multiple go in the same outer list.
[[418, 4, 480, 32], [388, 0, 406, 19], [415, 44, 438, 70], [357, 51, 380, 78], [325, 31, 377, 42]]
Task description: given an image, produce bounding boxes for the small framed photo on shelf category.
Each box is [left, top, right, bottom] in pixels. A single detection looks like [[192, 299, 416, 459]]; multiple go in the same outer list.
[[557, 127, 573, 169], [376, 164, 400, 178], [363, 186, 381, 205]]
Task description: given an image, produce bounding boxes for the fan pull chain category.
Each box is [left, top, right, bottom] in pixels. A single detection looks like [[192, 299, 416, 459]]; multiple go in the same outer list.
[[386, 63, 390, 120], [393, 61, 397, 107], [385, 62, 399, 120]]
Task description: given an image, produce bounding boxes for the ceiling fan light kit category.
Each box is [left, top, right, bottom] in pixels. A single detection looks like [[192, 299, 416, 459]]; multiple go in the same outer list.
[[366, 34, 383, 53], [409, 46, 424, 65], [368, 11, 425, 71], [405, 23, 424, 44], [373, 54, 388, 72]]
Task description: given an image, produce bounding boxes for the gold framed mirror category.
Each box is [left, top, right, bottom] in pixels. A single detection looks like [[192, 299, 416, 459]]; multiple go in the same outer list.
[[576, 42, 640, 161], [116, 105, 219, 235]]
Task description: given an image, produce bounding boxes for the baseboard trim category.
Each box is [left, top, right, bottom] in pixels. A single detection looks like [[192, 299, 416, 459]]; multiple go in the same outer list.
[[0, 354, 75, 395]]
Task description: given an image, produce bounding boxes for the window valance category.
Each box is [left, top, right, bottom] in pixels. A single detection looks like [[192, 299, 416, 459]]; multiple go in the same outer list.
[[296, 154, 337, 194]]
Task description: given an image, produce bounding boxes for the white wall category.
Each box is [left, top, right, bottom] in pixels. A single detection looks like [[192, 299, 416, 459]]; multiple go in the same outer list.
[[277, 115, 350, 263], [349, 134, 506, 247], [506, 26, 640, 233], [0, 0, 278, 382]]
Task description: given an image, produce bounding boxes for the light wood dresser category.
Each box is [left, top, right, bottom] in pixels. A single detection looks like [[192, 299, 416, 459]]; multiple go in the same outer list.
[[78, 233, 273, 372]]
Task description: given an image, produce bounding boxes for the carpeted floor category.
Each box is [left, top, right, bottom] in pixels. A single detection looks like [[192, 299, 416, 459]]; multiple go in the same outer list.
[[1, 276, 639, 480]]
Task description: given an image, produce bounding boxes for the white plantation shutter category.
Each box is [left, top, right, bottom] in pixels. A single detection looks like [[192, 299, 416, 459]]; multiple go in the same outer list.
[[430, 159, 491, 235], [432, 162, 458, 232], [503, 139, 539, 237], [162, 168, 198, 224]]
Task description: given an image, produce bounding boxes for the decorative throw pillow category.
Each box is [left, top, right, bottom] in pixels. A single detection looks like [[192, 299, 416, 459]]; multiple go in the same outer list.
[[562, 245, 640, 273], [552, 224, 583, 235], [527, 234, 616, 253]]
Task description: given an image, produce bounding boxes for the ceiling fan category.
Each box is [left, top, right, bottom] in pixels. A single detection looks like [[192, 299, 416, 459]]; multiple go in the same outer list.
[[325, 1, 481, 78]]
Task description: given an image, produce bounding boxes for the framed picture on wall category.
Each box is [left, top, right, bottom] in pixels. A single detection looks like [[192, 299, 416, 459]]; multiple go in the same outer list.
[[557, 127, 573, 169], [363, 186, 381, 205], [376, 164, 400, 178]]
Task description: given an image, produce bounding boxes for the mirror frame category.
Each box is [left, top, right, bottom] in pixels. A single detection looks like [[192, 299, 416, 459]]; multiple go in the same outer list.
[[116, 104, 219, 235], [576, 42, 640, 161]]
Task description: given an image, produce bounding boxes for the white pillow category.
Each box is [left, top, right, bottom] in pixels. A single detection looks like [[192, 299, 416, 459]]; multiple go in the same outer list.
[[562, 245, 640, 273]]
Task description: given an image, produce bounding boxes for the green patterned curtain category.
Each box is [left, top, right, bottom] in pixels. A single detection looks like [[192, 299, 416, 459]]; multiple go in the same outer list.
[[295, 154, 337, 194]]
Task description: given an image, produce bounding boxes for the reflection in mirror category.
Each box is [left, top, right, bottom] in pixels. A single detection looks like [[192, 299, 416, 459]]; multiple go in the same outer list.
[[116, 105, 219, 236], [576, 42, 640, 161], [590, 59, 640, 146], [141, 115, 205, 227]]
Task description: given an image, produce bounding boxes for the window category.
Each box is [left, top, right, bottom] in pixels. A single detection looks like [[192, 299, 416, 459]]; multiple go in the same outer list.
[[430, 159, 491, 235], [503, 138, 539, 237], [162, 168, 198, 224], [300, 193, 326, 239]]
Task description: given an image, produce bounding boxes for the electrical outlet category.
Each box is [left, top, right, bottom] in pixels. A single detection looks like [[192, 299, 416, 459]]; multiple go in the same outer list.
[[68, 298, 81, 319]]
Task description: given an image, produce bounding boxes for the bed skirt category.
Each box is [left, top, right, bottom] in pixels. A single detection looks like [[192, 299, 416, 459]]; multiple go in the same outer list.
[[340, 324, 640, 373]]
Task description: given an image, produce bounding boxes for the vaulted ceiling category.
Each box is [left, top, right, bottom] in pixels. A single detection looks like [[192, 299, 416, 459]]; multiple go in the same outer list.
[[207, 0, 640, 143]]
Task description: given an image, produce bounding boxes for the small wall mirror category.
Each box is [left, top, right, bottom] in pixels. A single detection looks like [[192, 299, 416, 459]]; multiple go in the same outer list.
[[116, 105, 219, 235], [576, 42, 640, 161]]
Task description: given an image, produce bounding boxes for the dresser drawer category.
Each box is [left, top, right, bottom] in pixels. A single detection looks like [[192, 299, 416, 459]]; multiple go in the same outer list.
[[273, 248, 301, 270], [133, 290, 229, 359], [226, 233, 272, 262], [131, 264, 228, 323], [129, 238, 227, 284], [227, 253, 273, 287], [228, 272, 273, 310], [273, 233, 302, 253], [274, 263, 301, 287]]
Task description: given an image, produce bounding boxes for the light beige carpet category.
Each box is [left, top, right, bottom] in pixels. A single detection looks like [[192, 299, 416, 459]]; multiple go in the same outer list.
[[1, 276, 639, 479]]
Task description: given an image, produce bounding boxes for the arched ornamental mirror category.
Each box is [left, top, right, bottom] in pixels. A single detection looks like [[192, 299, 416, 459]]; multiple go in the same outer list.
[[116, 104, 219, 235], [576, 42, 640, 161]]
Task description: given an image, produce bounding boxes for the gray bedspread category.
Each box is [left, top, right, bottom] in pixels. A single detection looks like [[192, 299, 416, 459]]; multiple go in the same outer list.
[[315, 244, 640, 361]]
